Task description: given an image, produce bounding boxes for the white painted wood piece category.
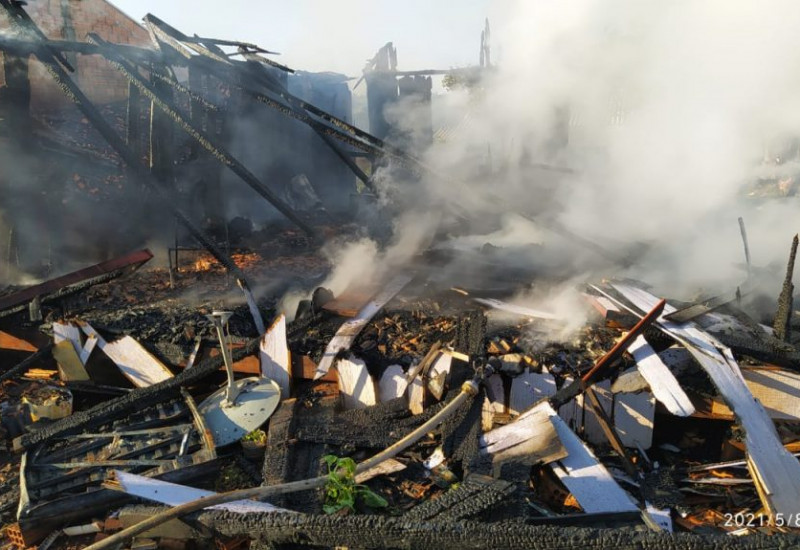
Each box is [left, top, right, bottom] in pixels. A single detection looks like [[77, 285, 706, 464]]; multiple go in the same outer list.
[[354, 458, 407, 483], [613, 283, 800, 521], [547, 404, 639, 514], [473, 297, 559, 321], [335, 356, 377, 410], [407, 374, 425, 415], [79, 334, 98, 365], [579, 381, 613, 447], [260, 314, 291, 399], [629, 335, 694, 417], [315, 273, 413, 380], [53, 322, 82, 357], [481, 400, 567, 466], [428, 353, 453, 401], [379, 364, 408, 402], [113, 471, 287, 513], [508, 368, 556, 415], [79, 323, 173, 387], [614, 391, 656, 449]]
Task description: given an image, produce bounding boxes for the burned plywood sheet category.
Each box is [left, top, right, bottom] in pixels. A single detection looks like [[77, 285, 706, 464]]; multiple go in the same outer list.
[[741, 367, 800, 421], [613, 283, 800, 524], [314, 273, 413, 380]]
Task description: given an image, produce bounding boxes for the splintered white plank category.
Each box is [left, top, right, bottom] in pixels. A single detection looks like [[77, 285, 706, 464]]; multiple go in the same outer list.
[[260, 314, 291, 399], [113, 471, 287, 513], [379, 365, 408, 402], [80, 323, 173, 387], [629, 335, 694, 416], [53, 322, 82, 357], [315, 273, 413, 380], [428, 353, 453, 401], [473, 298, 559, 321], [547, 404, 639, 513], [336, 356, 377, 410], [508, 368, 556, 415], [79, 334, 98, 365], [482, 373, 505, 430], [614, 392, 655, 449], [407, 374, 425, 415], [481, 401, 567, 467], [613, 283, 800, 522]]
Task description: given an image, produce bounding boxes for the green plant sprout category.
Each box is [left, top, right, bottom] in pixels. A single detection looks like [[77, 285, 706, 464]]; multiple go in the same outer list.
[[322, 454, 388, 514], [241, 428, 267, 444]]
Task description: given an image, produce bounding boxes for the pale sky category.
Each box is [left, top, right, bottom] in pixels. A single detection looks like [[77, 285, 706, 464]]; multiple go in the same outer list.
[[112, 0, 493, 79]]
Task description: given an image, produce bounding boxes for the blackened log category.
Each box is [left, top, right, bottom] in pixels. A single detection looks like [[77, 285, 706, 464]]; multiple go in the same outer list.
[[774, 234, 798, 342], [195, 510, 800, 550], [403, 474, 514, 522]]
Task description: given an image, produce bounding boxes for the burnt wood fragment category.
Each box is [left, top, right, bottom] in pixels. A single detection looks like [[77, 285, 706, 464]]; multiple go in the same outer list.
[[773, 234, 798, 342]]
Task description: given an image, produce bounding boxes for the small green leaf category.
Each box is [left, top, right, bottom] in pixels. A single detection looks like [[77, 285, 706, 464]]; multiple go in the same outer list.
[[357, 488, 388, 508]]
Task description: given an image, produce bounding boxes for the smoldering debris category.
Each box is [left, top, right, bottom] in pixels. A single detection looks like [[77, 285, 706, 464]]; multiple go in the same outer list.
[[3, 1, 800, 549]]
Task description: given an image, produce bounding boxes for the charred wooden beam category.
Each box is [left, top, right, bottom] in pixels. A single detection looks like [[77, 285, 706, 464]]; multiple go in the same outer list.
[[88, 33, 317, 239], [773, 234, 798, 342], [0, 249, 153, 317], [194, 509, 799, 550]]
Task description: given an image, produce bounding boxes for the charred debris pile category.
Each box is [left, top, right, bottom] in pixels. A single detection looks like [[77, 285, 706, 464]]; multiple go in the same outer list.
[[3, 2, 800, 550]]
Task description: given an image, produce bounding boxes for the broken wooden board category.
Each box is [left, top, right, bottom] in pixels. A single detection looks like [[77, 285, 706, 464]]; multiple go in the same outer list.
[[354, 458, 406, 483], [614, 391, 655, 449], [628, 335, 694, 417], [407, 373, 426, 415], [335, 356, 377, 410], [52, 340, 90, 382], [482, 373, 505, 431], [79, 323, 173, 388], [314, 273, 413, 380], [480, 401, 567, 467], [111, 471, 286, 513], [428, 353, 452, 401], [741, 367, 800, 421], [473, 297, 559, 321], [612, 282, 800, 524], [0, 330, 39, 352], [547, 404, 639, 514], [508, 368, 556, 415], [582, 293, 636, 327], [378, 365, 407, 402], [693, 368, 800, 421], [259, 314, 291, 399], [53, 322, 82, 357]]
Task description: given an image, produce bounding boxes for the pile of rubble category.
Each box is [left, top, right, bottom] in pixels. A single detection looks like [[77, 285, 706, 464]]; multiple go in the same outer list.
[[1, 229, 800, 550]]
